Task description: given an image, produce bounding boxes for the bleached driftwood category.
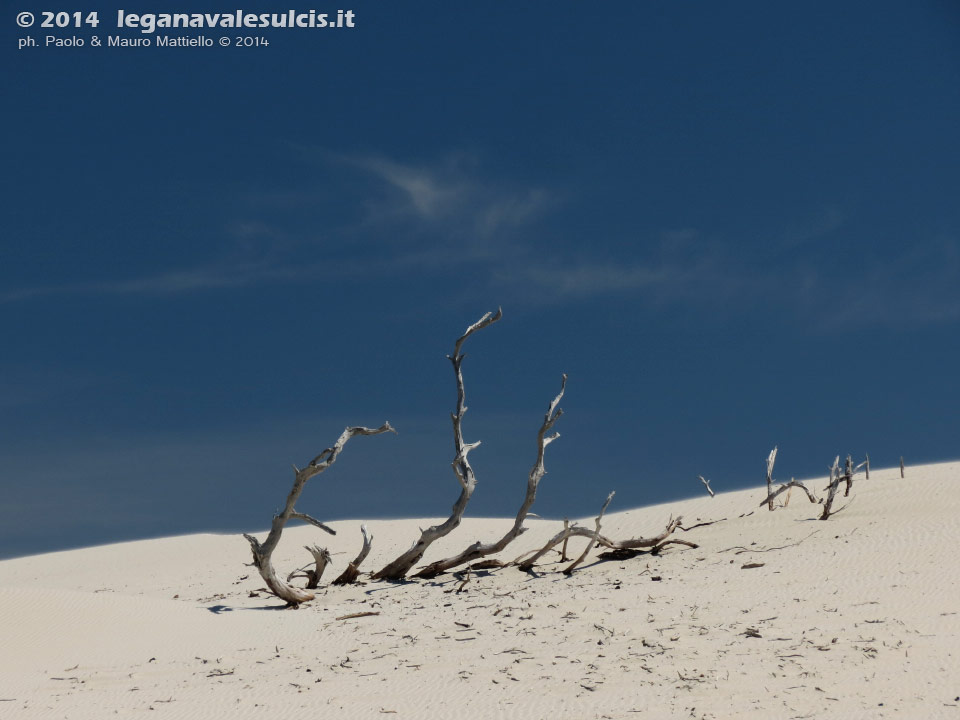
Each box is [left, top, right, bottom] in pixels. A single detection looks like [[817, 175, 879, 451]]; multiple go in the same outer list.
[[332, 524, 372, 585], [597, 515, 690, 551], [759, 447, 819, 510], [699, 475, 715, 498], [820, 455, 848, 520], [373, 309, 502, 580], [413, 375, 567, 578], [596, 516, 699, 558], [287, 545, 332, 589], [823, 455, 840, 512], [243, 423, 395, 605], [515, 524, 597, 570], [564, 492, 614, 574], [515, 494, 615, 573], [302, 545, 331, 589], [515, 500, 693, 573], [760, 477, 818, 508], [764, 447, 778, 511]]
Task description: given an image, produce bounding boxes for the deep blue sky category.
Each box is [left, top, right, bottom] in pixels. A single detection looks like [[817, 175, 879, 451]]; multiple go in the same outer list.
[[2, 1, 958, 559]]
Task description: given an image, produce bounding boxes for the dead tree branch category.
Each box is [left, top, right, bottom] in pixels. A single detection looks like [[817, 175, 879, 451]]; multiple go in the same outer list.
[[515, 513, 689, 571], [302, 546, 331, 589], [698, 475, 715, 498], [515, 524, 597, 570], [760, 478, 818, 508], [287, 546, 331, 589], [760, 447, 819, 510], [845, 455, 857, 497], [599, 538, 698, 560], [594, 515, 686, 550], [333, 524, 372, 585], [289, 512, 336, 536], [413, 374, 567, 578], [820, 455, 845, 520], [764, 446, 778, 511], [243, 422, 395, 605], [373, 309, 502, 580], [564, 491, 615, 574], [820, 454, 867, 519]]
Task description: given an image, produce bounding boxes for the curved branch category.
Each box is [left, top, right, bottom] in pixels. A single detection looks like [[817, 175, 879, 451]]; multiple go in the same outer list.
[[515, 524, 595, 570], [373, 310, 502, 580], [300, 545, 331, 589], [244, 422, 395, 605], [414, 374, 567, 578], [333, 524, 373, 585], [760, 480, 818, 508], [564, 492, 614, 574], [516, 513, 688, 572]]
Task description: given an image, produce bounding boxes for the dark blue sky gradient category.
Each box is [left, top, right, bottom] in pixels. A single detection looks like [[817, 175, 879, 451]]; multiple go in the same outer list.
[[1, 1, 958, 558]]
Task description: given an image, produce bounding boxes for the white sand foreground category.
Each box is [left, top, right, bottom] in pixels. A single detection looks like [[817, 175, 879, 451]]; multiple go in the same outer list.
[[1, 461, 958, 719]]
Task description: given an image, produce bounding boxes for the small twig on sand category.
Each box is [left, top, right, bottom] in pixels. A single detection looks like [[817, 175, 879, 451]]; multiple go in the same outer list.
[[335, 611, 381, 621], [679, 518, 726, 532], [721, 530, 821, 554]]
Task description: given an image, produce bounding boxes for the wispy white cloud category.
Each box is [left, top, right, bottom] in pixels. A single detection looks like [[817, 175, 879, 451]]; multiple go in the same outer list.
[[0, 262, 307, 303], [350, 156, 461, 219], [6, 145, 956, 333], [807, 235, 960, 328], [3, 151, 556, 304], [488, 226, 960, 331], [335, 152, 553, 237], [496, 262, 667, 300], [477, 189, 551, 237], [491, 245, 741, 308]]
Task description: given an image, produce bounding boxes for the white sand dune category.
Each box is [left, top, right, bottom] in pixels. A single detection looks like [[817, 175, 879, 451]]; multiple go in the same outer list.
[[1, 461, 958, 719]]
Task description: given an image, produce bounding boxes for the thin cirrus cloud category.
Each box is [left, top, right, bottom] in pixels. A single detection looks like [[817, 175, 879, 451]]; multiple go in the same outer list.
[[491, 250, 742, 309], [1, 153, 554, 304], [330, 152, 554, 238], [0, 262, 305, 303], [4, 149, 955, 330], [808, 235, 960, 328], [349, 156, 460, 219]]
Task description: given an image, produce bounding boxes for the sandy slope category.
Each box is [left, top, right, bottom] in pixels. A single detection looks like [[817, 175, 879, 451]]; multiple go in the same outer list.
[[1, 462, 958, 719]]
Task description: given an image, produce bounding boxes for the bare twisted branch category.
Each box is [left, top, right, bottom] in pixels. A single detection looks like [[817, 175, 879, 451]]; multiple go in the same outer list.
[[374, 310, 502, 580], [414, 374, 567, 578]]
